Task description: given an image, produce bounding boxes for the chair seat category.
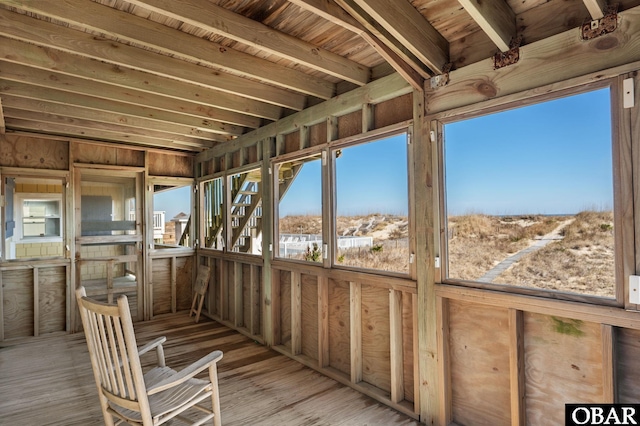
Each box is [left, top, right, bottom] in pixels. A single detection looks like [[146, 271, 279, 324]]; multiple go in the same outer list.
[[109, 366, 213, 423]]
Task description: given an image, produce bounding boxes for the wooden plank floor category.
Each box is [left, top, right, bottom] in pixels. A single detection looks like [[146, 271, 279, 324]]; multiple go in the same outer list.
[[0, 314, 420, 425]]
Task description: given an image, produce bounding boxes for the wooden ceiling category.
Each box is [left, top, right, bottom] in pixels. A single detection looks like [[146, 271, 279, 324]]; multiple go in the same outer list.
[[1, 0, 638, 153]]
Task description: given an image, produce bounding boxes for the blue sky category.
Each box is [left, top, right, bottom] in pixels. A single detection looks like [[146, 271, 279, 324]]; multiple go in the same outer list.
[[154, 185, 191, 220], [445, 87, 613, 216], [156, 87, 614, 219], [278, 133, 409, 217]]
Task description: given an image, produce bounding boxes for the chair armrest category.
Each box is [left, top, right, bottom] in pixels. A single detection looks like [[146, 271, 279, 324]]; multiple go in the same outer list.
[[138, 336, 166, 356], [147, 350, 223, 395], [138, 337, 167, 367]]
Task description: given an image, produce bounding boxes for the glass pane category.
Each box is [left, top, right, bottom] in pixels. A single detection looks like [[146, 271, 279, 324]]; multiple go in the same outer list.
[[444, 88, 615, 298], [335, 133, 409, 273], [203, 177, 225, 250], [277, 155, 322, 262], [81, 175, 137, 236], [5, 177, 65, 260], [153, 185, 192, 248], [230, 169, 262, 254]]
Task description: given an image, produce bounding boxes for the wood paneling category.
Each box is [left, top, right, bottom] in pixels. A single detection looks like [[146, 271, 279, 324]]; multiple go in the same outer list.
[[2, 269, 34, 339], [328, 279, 351, 375], [148, 151, 193, 177], [402, 291, 415, 403], [37, 266, 66, 334], [524, 312, 604, 425], [301, 273, 319, 361], [375, 93, 413, 129], [280, 270, 292, 349], [448, 299, 511, 426], [361, 285, 390, 393], [0, 134, 68, 169], [152, 258, 171, 315], [617, 327, 640, 403]]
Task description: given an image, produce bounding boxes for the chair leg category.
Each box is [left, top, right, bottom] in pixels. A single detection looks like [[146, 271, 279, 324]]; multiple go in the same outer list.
[[98, 394, 116, 426], [209, 365, 222, 426], [195, 294, 205, 323]]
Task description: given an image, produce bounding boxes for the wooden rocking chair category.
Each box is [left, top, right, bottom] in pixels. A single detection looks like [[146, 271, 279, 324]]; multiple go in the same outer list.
[[76, 286, 223, 426]]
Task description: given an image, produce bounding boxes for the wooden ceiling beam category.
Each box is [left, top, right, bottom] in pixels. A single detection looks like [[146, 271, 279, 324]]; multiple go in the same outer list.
[[6, 117, 212, 151], [0, 38, 282, 122], [290, 0, 424, 90], [0, 6, 303, 111], [124, 0, 370, 86], [1, 95, 232, 143], [0, 0, 334, 100], [457, 0, 516, 52], [0, 62, 264, 129], [0, 81, 255, 134], [4, 107, 216, 148], [348, 0, 449, 74]]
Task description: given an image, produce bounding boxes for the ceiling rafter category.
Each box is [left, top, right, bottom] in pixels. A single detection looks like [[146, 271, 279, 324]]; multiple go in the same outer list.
[[457, 0, 516, 52], [289, 0, 424, 90], [124, 0, 370, 86], [346, 0, 449, 75], [0, 0, 335, 100], [0, 5, 301, 111], [0, 97, 5, 134], [0, 37, 280, 122]]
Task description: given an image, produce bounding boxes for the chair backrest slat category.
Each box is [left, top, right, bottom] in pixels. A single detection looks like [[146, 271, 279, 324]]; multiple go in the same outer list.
[[77, 288, 147, 410]]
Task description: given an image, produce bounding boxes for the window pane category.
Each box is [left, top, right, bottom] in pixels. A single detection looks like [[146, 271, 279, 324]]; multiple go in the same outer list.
[[5, 177, 65, 260], [153, 185, 192, 248], [277, 155, 322, 262], [81, 175, 137, 236], [203, 177, 225, 250], [229, 169, 262, 254], [335, 133, 409, 273], [444, 88, 615, 298]]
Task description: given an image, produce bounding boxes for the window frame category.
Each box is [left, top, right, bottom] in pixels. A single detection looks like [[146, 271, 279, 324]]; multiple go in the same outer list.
[[148, 176, 195, 253], [436, 81, 629, 307], [199, 173, 226, 252], [16, 193, 64, 242]]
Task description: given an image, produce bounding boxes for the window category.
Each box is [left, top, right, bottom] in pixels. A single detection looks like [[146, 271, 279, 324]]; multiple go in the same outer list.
[[80, 175, 137, 237], [275, 154, 323, 262], [152, 183, 192, 249], [4, 177, 65, 260], [334, 133, 410, 274], [229, 169, 262, 254], [443, 88, 615, 298], [202, 177, 225, 250]]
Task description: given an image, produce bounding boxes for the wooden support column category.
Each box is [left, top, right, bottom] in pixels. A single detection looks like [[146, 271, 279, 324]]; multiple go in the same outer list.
[[291, 271, 302, 355], [0, 271, 4, 341], [234, 261, 243, 327], [262, 137, 275, 345], [412, 292, 420, 414], [300, 125, 309, 150], [389, 289, 404, 403], [414, 89, 438, 423], [601, 324, 616, 402], [318, 276, 329, 368], [362, 103, 374, 132], [170, 256, 177, 314], [509, 308, 525, 426], [350, 281, 362, 383], [220, 260, 228, 320], [250, 264, 261, 336], [436, 296, 451, 425], [33, 267, 39, 337]]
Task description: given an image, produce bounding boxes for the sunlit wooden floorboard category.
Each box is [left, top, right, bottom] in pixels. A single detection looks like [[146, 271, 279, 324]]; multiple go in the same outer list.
[[0, 314, 419, 425]]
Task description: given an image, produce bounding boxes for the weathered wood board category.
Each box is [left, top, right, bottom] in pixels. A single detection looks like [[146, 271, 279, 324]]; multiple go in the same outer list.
[[71, 142, 143, 166], [617, 327, 640, 403], [0, 134, 68, 169], [280, 270, 292, 349], [375, 93, 412, 129], [38, 266, 66, 334], [448, 299, 511, 426], [175, 256, 192, 311], [148, 151, 193, 177], [524, 312, 604, 425], [328, 279, 351, 375], [402, 291, 414, 403], [152, 258, 172, 315], [361, 285, 391, 393], [2, 269, 34, 339], [301, 273, 319, 361]]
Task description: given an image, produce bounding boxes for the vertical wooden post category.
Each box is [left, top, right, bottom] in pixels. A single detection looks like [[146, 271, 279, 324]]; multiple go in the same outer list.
[[414, 90, 438, 423], [318, 275, 329, 368], [362, 103, 374, 132], [436, 296, 451, 425], [33, 267, 39, 337], [0, 270, 4, 341], [350, 281, 362, 383], [262, 137, 275, 345], [390, 289, 404, 403], [220, 261, 228, 321], [170, 256, 177, 314], [509, 308, 525, 426], [272, 269, 281, 346], [250, 264, 261, 336], [412, 292, 420, 414], [601, 324, 616, 403], [291, 271, 302, 355], [234, 262, 243, 327]]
